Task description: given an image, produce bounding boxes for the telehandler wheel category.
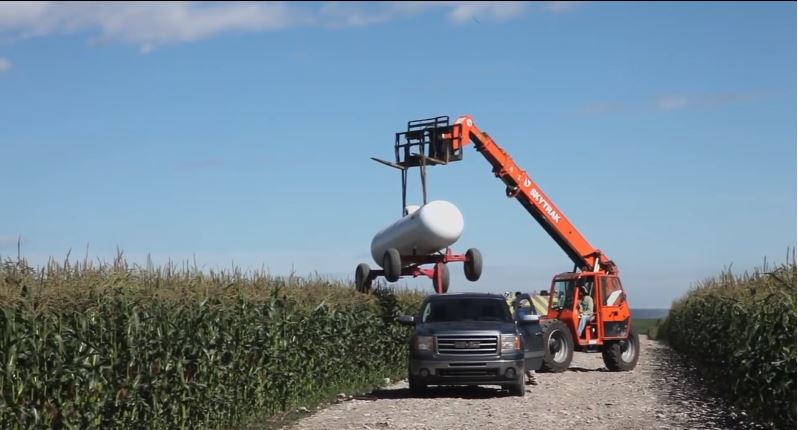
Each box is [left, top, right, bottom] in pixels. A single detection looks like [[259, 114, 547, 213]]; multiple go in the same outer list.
[[464, 248, 483, 282], [539, 319, 573, 372], [602, 328, 640, 371], [432, 263, 450, 294], [383, 249, 402, 282], [355, 263, 371, 293]]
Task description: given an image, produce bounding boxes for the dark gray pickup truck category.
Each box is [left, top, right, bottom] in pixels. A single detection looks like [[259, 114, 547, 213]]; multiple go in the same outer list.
[[398, 293, 544, 397]]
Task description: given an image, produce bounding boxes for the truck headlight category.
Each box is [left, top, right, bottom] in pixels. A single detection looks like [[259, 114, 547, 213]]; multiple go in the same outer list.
[[413, 335, 434, 352], [501, 334, 521, 353]]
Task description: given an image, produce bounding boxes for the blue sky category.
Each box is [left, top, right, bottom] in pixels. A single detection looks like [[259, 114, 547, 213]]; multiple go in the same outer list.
[[0, 1, 795, 307]]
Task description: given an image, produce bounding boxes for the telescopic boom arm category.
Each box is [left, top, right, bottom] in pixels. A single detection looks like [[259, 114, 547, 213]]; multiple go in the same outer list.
[[450, 115, 618, 275]]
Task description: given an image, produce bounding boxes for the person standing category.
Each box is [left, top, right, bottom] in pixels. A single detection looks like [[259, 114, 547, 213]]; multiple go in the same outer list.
[[504, 292, 515, 316]]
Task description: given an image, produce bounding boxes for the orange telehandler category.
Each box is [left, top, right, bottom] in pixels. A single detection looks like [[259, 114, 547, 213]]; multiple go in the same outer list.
[[376, 115, 639, 372]]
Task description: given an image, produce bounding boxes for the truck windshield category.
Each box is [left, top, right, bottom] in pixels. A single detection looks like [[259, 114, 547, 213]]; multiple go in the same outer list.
[[421, 298, 513, 323]]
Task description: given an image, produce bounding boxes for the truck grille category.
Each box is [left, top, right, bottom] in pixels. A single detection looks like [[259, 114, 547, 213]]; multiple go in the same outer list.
[[436, 335, 498, 355]]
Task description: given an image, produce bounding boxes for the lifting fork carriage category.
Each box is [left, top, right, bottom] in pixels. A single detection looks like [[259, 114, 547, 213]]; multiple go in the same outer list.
[[355, 116, 483, 294]]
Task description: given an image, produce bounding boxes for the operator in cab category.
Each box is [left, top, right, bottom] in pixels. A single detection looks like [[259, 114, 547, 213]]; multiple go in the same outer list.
[[577, 285, 594, 338]]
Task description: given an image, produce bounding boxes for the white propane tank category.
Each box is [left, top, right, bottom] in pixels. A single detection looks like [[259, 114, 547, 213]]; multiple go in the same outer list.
[[370, 200, 464, 267]]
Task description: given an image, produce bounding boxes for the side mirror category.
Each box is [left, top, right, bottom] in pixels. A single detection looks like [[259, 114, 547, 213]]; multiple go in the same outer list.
[[398, 315, 416, 326], [519, 314, 540, 324]]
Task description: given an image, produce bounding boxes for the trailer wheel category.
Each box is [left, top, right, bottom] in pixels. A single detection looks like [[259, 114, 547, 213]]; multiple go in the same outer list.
[[602, 328, 640, 371], [539, 319, 573, 372], [464, 248, 482, 282], [355, 263, 371, 293], [383, 249, 401, 282], [432, 263, 449, 294]]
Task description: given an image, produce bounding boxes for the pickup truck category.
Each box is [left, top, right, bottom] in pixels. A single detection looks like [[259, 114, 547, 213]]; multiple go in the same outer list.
[[398, 293, 544, 397]]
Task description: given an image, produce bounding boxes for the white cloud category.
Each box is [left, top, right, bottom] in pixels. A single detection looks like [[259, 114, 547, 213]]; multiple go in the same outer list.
[[0, 2, 50, 31], [577, 91, 759, 116], [444, 2, 529, 24], [0, 2, 533, 51], [388, 1, 528, 24], [0, 2, 304, 52], [318, 1, 530, 28], [0, 57, 10, 72], [318, 2, 393, 28], [544, 1, 582, 13], [654, 92, 757, 111], [656, 95, 690, 111]]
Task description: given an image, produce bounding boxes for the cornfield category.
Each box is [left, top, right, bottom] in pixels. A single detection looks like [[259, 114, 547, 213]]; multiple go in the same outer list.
[[660, 257, 796, 429], [0, 255, 424, 429]]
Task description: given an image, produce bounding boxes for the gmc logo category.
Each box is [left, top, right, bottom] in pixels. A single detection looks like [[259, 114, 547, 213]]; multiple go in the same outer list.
[[455, 341, 481, 349]]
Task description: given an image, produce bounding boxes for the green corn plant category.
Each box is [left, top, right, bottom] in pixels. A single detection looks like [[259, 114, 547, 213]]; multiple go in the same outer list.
[[0, 254, 423, 429], [662, 259, 796, 429]]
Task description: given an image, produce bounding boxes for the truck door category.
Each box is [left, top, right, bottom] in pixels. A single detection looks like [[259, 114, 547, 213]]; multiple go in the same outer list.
[[515, 295, 544, 370]]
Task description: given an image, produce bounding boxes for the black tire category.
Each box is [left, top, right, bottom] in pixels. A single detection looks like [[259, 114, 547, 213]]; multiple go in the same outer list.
[[408, 373, 426, 397], [355, 263, 371, 293], [464, 248, 483, 282], [383, 249, 401, 282], [602, 328, 640, 371], [432, 263, 450, 293], [508, 372, 525, 397], [539, 319, 574, 372]]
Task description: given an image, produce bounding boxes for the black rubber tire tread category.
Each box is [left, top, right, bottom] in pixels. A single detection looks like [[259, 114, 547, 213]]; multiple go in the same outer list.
[[464, 248, 483, 282], [433, 264, 450, 294], [408, 374, 426, 397], [601, 328, 640, 372], [539, 319, 574, 373], [508, 372, 525, 397], [355, 263, 371, 293], [383, 249, 401, 282]]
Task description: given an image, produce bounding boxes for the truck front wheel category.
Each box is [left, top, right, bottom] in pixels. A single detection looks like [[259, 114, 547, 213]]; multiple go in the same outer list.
[[508, 372, 525, 397], [408, 374, 426, 396]]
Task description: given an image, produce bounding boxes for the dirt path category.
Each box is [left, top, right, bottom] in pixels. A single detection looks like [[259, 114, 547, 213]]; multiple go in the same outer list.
[[286, 337, 769, 430]]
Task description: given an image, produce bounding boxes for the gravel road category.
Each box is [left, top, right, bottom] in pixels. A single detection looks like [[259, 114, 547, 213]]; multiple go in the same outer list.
[[286, 337, 769, 430]]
